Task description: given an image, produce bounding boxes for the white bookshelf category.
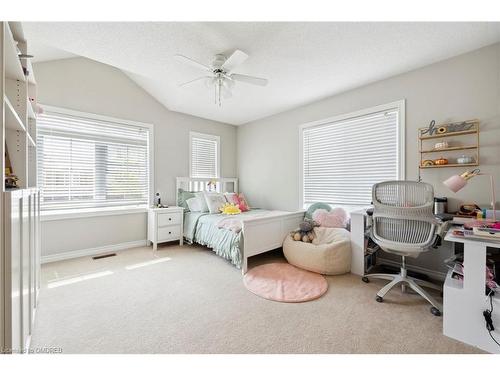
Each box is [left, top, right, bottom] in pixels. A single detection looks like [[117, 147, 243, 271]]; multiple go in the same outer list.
[[2, 22, 37, 190], [1, 21, 41, 354]]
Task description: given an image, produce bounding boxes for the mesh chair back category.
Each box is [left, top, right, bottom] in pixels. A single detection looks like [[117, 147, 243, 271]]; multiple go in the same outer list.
[[371, 181, 438, 256]]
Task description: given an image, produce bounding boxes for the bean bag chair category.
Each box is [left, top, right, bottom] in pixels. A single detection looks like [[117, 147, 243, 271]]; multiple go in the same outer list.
[[283, 227, 351, 275]]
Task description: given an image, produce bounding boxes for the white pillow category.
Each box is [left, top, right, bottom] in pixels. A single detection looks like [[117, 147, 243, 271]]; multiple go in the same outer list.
[[186, 197, 202, 212], [194, 192, 209, 212], [204, 192, 227, 214]]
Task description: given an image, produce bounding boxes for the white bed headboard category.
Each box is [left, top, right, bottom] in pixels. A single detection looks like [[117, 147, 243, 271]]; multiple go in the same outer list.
[[176, 177, 239, 202]]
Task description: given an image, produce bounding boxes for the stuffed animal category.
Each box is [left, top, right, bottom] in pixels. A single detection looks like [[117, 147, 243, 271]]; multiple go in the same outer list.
[[290, 218, 319, 243], [312, 208, 349, 228], [220, 202, 241, 215]]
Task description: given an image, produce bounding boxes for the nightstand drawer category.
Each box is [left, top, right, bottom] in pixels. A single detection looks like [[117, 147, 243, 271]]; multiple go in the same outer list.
[[158, 212, 181, 227], [157, 226, 181, 241]]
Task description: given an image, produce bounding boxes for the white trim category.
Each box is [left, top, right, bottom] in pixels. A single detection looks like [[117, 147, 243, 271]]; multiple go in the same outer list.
[[41, 104, 153, 129], [41, 240, 148, 264], [39, 104, 155, 208], [189, 131, 221, 178], [298, 99, 406, 208], [40, 205, 148, 221], [377, 258, 446, 281]]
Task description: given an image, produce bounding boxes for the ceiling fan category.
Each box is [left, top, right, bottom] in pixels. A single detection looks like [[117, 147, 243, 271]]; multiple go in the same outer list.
[[174, 50, 268, 106]]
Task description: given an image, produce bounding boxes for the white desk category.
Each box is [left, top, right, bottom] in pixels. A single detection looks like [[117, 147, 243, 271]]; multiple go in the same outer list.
[[350, 209, 368, 276], [443, 232, 500, 353]]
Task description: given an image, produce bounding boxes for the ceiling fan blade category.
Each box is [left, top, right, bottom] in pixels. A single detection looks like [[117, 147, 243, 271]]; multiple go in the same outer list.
[[174, 54, 211, 71], [230, 73, 268, 87], [178, 76, 210, 87], [221, 50, 248, 72]]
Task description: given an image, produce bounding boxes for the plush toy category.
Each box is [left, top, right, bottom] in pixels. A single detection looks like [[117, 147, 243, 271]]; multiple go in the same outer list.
[[290, 218, 319, 243], [312, 208, 349, 228], [220, 203, 241, 215]]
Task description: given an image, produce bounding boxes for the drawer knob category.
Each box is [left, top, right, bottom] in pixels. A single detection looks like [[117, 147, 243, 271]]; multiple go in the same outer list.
[[169, 218, 171, 221], [169, 231, 171, 234]]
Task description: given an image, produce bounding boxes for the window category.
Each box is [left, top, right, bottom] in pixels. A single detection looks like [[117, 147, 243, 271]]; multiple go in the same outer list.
[[190, 132, 220, 178], [301, 101, 405, 208], [37, 107, 153, 211]]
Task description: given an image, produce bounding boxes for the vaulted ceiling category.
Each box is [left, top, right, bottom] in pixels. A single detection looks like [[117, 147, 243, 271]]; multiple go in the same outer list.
[[24, 22, 500, 125]]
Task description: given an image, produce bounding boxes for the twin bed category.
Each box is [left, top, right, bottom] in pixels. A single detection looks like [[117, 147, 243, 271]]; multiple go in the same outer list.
[[176, 177, 304, 273]]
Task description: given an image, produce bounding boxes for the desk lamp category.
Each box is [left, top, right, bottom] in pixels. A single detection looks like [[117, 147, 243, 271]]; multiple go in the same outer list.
[[443, 168, 497, 221]]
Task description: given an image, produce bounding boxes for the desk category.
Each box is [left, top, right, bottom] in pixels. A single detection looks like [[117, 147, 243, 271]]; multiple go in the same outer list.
[[443, 232, 500, 353]]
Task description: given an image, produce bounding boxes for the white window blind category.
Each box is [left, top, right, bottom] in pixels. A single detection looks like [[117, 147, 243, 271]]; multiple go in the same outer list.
[[302, 104, 403, 207], [190, 132, 219, 178], [37, 109, 151, 211]]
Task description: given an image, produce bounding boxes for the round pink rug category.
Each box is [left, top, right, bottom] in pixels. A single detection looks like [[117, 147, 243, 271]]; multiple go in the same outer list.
[[243, 263, 328, 303]]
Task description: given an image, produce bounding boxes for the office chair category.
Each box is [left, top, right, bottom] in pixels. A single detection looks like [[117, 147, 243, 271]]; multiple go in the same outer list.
[[362, 180, 443, 316]]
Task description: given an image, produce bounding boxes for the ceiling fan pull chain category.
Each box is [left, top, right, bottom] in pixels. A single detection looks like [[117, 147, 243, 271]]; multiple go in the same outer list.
[[219, 80, 222, 107]]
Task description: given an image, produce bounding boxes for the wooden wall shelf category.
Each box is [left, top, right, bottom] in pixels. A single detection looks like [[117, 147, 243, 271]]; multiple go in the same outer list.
[[420, 163, 479, 169], [419, 145, 478, 153], [419, 120, 479, 172], [419, 128, 478, 140]]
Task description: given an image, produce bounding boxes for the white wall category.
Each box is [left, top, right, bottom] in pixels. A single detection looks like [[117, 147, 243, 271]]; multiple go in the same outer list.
[[35, 57, 237, 258], [238, 43, 500, 211], [237, 43, 500, 275]]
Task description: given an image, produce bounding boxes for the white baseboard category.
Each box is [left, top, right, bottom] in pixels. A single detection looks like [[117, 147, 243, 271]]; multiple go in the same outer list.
[[377, 258, 447, 281], [41, 240, 149, 264]]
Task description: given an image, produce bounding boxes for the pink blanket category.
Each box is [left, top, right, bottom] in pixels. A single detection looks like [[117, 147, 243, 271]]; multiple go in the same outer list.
[[217, 218, 243, 233]]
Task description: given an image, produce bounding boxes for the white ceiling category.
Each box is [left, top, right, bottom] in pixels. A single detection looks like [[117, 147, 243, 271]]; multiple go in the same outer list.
[[23, 22, 500, 125]]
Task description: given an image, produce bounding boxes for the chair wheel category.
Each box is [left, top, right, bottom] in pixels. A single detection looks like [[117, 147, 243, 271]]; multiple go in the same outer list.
[[362, 276, 369, 283], [430, 307, 441, 316], [376, 296, 383, 303]]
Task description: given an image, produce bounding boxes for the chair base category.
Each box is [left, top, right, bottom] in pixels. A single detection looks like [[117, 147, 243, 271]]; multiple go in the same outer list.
[[363, 267, 443, 315]]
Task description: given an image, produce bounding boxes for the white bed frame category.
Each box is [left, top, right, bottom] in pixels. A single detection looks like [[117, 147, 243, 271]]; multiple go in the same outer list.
[[176, 177, 304, 274]]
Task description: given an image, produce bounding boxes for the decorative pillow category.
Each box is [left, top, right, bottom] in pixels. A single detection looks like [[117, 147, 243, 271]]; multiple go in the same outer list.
[[234, 193, 250, 212], [194, 191, 209, 212], [312, 208, 349, 228], [186, 197, 202, 212], [224, 192, 239, 205], [204, 192, 227, 214], [220, 202, 241, 215], [177, 188, 195, 211], [305, 202, 332, 220]]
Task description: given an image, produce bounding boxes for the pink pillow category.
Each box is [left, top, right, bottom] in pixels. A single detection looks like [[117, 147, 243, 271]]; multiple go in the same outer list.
[[235, 193, 250, 212], [312, 208, 349, 228], [224, 193, 239, 205]]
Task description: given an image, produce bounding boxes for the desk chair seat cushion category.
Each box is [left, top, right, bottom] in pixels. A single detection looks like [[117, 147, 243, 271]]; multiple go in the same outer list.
[[283, 227, 351, 275]]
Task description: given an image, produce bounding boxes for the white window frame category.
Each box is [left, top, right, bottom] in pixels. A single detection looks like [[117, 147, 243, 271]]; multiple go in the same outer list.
[[39, 105, 155, 219], [298, 100, 405, 209], [189, 131, 221, 178]]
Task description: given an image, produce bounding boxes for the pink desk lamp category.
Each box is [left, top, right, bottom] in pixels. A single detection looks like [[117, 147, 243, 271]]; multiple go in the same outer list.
[[443, 168, 497, 221]]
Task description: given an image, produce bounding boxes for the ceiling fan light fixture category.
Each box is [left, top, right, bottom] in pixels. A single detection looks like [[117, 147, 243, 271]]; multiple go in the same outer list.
[[175, 49, 268, 107]]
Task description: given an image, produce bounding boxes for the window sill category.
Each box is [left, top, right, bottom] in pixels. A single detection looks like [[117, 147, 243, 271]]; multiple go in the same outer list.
[[40, 205, 148, 222]]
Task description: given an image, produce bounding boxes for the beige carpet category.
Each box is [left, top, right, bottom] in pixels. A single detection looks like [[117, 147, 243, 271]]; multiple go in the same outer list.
[[31, 244, 483, 354]]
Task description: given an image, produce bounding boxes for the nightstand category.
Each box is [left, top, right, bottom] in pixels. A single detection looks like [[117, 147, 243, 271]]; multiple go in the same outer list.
[[147, 206, 184, 250]]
